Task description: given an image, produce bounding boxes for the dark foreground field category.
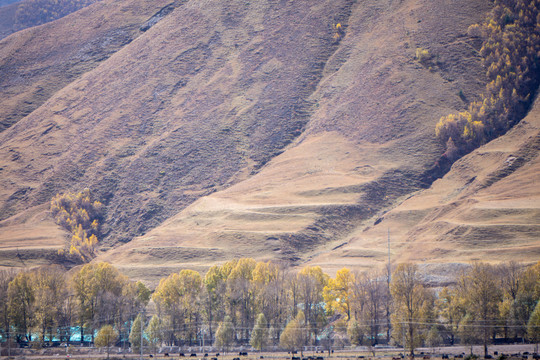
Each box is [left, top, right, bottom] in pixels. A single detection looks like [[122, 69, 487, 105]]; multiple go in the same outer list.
[[4, 344, 538, 360]]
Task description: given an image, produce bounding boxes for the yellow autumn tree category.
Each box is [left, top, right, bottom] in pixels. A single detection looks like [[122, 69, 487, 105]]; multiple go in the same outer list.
[[390, 263, 433, 356], [323, 267, 354, 320], [50, 189, 103, 262], [436, 0, 540, 157]]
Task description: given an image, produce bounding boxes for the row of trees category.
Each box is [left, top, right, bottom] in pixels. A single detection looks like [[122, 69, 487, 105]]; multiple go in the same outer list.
[[391, 262, 540, 357], [0, 262, 150, 352], [436, 0, 540, 159], [0, 260, 539, 356]]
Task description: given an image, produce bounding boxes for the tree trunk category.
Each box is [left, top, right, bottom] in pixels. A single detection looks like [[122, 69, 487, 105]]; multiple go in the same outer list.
[[80, 322, 84, 345], [409, 323, 415, 357], [484, 324, 488, 358]]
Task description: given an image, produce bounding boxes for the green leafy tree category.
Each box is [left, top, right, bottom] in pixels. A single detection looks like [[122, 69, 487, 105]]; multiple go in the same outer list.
[[153, 269, 202, 345], [129, 314, 147, 353], [437, 286, 464, 345], [459, 314, 481, 355], [95, 325, 118, 359], [457, 263, 501, 358], [425, 325, 443, 351], [72, 262, 127, 343], [528, 301, 540, 353], [8, 271, 34, 343], [178, 270, 202, 344], [118, 281, 151, 350], [280, 311, 306, 354], [350, 270, 388, 346], [227, 258, 257, 341], [203, 265, 227, 343], [0, 270, 15, 351], [323, 268, 354, 320], [508, 261, 540, 341], [297, 266, 328, 343], [214, 315, 234, 353], [250, 313, 268, 351], [135, 281, 152, 305], [252, 261, 288, 340], [347, 318, 365, 346], [152, 273, 182, 345], [146, 315, 163, 354], [32, 266, 67, 346]]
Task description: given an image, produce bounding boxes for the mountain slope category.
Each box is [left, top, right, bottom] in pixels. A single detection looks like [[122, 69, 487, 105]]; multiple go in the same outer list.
[[311, 94, 540, 274], [3, 0, 535, 282], [0, 0, 175, 268], [0, 0, 102, 41], [0, 0, 358, 264], [97, 0, 494, 281], [0, 2, 17, 39], [0, 0, 173, 133]]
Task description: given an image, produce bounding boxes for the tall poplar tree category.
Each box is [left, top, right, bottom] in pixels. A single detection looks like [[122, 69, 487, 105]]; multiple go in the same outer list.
[[457, 262, 501, 358], [390, 263, 431, 356]]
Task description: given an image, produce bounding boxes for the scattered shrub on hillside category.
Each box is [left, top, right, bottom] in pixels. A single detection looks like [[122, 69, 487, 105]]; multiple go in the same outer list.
[[13, 0, 100, 31], [436, 0, 540, 158], [467, 24, 483, 38], [333, 22, 344, 42], [51, 188, 103, 262], [415, 47, 432, 64]]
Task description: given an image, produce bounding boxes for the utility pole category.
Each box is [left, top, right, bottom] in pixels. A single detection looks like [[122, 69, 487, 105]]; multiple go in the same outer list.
[[387, 228, 391, 284], [387, 228, 391, 344], [7, 325, 10, 358], [402, 323, 406, 356], [140, 309, 145, 360]]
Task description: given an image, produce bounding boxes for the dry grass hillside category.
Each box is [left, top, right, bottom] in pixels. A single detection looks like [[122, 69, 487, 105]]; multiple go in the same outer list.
[[0, 0, 357, 267], [0, 0, 102, 41], [311, 94, 540, 276], [1, 0, 536, 282], [0, 2, 17, 39], [0, 0, 173, 132], [0, 0, 174, 268], [96, 0, 497, 282]]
